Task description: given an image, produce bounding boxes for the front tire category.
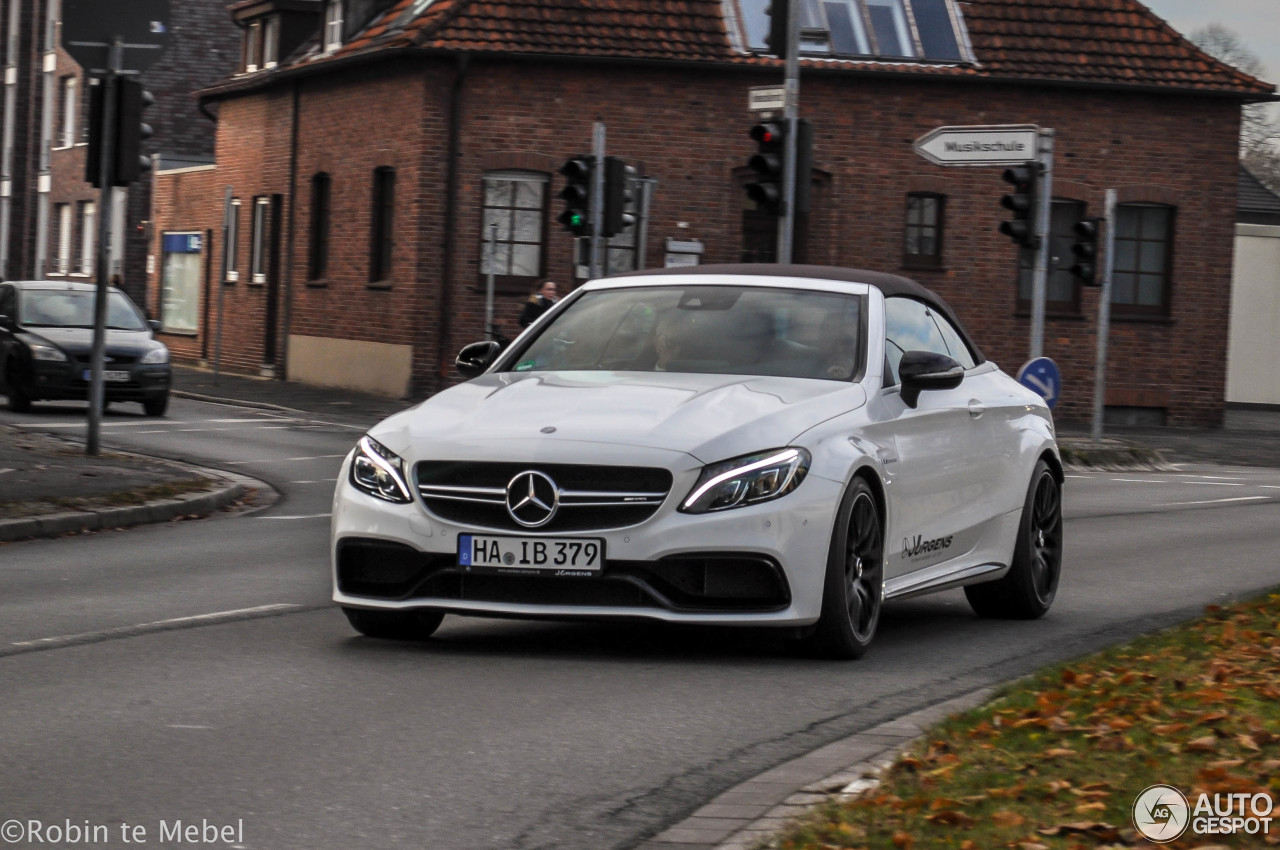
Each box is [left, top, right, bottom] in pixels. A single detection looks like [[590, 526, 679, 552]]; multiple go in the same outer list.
[[965, 459, 1062, 619], [808, 477, 883, 659], [6, 364, 32, 413], [342, 606, 444, 641], [142, 392, 169, 417]]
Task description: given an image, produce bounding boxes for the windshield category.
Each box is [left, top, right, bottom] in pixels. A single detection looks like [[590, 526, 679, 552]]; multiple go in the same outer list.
[[510, 285, 863, 381], [18, 289, 149, 331]]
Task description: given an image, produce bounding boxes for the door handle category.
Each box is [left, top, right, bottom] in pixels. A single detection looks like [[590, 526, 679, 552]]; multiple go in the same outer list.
[[968, 400, 986, 418]]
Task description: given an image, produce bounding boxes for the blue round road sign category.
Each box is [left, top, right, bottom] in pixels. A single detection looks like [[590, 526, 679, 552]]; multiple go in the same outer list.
[[1016, 357, 1061, 409]]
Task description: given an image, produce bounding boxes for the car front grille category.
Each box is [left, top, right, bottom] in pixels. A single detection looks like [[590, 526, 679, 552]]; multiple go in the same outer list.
[[414, 461, 674, 533]]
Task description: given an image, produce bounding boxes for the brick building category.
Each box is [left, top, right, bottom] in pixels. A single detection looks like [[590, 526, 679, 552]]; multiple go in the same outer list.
[[0, 0, 238, 305], [148, 0, 1273, 425]]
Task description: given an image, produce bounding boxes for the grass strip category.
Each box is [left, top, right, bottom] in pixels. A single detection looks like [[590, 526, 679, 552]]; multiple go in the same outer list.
[[767, 591, 1280, 849]]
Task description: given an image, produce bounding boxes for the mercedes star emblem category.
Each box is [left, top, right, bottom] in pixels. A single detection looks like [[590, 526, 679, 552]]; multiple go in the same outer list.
[[505, 470, 560, 528]]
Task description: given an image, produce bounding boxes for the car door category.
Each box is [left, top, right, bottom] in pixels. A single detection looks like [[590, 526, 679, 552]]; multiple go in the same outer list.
[[875, 295, 995, 578], [0, 284, 15, 390]]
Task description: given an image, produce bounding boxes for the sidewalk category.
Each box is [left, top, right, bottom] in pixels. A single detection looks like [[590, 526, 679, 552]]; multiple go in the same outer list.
[[3, 364, 1280, 544]]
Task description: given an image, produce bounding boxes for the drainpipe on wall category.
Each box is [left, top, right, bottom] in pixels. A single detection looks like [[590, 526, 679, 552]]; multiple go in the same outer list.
[[434, 53, 469, 392], [281, 79, 300, 381]]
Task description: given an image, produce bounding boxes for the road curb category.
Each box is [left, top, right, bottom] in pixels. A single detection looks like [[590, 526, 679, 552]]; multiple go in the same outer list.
[[171, 388, 308, 417], [633, 686, 998, 850], [0, 471, 257, 543]]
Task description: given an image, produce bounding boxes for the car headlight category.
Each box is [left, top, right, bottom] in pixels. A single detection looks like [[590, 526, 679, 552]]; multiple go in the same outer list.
[[140, 346, 169, 364], [680, 448, 810, 514], [30, 343, 67, 362], [350, 435, 413, 504]]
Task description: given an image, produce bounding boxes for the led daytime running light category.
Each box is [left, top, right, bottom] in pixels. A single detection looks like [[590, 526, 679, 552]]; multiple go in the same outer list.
[[681, 448, 806, 512], [353, 435, 412, 503]]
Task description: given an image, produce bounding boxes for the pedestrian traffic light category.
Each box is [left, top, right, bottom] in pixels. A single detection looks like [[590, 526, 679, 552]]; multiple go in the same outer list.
[[86, 78, 155, 187], [745, 121, 786, 216], [558, 155, 594, 236], [603, 156, 637, 238], [998, 163, 1039, 249], [1070, 217, 1102, 285], [765, 0, 790, 59]]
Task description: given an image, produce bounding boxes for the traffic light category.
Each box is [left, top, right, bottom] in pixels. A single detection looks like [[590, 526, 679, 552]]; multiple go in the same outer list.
[[765, 0, 790, 59], [998, 163, 1039, 249], [1070, 217, 1102, 285], [115, 78, 155, 185], [558, 155, 594, 236], [86, 77, 155, 187], [794, 118, 813, 215], [745, 121, 786, 216], [603, 156, 637, 238]]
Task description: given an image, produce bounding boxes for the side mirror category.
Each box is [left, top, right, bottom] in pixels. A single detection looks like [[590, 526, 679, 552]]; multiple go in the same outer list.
[[455, 340, 503, 378], [899, 350, 963, 409], [148, 319, 163, 333]]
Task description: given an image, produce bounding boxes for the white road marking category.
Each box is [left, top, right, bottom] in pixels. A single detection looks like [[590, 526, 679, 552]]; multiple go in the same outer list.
[[223, 454, 346, 465], [1153, 496, 1270, 507], [255, 513, 332, 520], [0, 468, 13, 475], [1186, 481, 1244, 487], [167, 725, 214, 730], [290, 480, 337, 485], [1109, 478, 1164, 483]]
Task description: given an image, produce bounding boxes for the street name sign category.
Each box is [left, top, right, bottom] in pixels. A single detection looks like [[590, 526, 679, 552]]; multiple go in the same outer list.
[[748, 86, 787, 111], [914, 124, 1039, 167]]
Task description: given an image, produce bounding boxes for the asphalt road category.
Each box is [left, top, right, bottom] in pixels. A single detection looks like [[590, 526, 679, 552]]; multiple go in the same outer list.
[[2, 399, 1279, 850]]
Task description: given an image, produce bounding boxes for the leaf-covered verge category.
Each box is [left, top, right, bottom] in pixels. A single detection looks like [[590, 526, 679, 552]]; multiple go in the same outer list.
[[768, 592, 1280, 850]]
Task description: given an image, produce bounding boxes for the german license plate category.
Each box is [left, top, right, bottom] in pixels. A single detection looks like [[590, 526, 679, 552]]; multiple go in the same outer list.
[[83, 370, 130, 382], [458, 534, 605, 575]]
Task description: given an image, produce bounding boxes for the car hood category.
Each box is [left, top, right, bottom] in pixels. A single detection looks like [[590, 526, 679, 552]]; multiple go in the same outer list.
[[371, 371, 867, 463], [22, 326, 161, 357]]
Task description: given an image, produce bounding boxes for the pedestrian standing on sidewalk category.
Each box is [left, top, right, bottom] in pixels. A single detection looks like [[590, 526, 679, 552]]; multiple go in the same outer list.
[[519, 280, 558, 328]]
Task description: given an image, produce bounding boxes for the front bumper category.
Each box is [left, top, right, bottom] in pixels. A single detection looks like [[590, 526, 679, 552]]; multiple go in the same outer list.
[[29, 359, 171, 402], [330, 453, 843, 627]]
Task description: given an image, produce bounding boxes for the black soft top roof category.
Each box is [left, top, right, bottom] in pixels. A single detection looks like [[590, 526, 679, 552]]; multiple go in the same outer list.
[[610, 264, 985, 364]]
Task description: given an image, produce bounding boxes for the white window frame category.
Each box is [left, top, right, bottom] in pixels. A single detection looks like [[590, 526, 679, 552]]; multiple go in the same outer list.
[[251, 196, 269, 283], [59, 75, 76, 147], [263, 16, 279, 68], [244, 20, 261, 72], [323, 0, 343, 52], [77, 200, 94, 275], [53, 203, 70, 275], [225, 198, 241, 282]]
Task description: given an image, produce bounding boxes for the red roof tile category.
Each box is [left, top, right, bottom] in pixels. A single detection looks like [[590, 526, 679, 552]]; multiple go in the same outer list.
[[286, 0, 1272, 98]]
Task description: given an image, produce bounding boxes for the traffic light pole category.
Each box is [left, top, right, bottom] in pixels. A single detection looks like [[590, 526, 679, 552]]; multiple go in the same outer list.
[[1091, 188, 1117, 443], [589, 122, 606, 279], [777, 0, 800, 264], [1028, 128, 1054, 360], [86, 42, 122, 456]]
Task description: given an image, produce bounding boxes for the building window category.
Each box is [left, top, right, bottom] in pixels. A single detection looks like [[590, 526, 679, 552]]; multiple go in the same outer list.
[[263, 17, 279, 68], [59, 75, 76, 147], [52, 203, 70, 274], [1112, 203, 1174, 316], [480, 170, 548, 291], [244, 20, 261, 72], [250, 196, 269, 283], [225, 198, 241, 282], [76, 200, 94, 274], [903, 193, 944, 268], [308, 172, 331, 281], [323, 0, 343, 51], [370, 167, 395, 283], [1017, 199, 1084, 315], [739, 0, 966, 61], [161, 232, 203, 334]]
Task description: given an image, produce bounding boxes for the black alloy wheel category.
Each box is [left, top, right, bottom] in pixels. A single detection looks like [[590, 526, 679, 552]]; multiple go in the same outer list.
[[6, 364, 32, 412], [965, 458, 1062, 619], [810, 477, 883, 659]]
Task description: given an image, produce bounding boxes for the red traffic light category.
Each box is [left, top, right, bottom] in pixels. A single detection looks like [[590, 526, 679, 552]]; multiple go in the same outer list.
[[749, 122, 784, 147]]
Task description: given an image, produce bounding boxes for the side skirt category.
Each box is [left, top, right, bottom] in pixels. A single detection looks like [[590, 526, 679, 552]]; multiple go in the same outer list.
[[883, 562, 1009, 601]]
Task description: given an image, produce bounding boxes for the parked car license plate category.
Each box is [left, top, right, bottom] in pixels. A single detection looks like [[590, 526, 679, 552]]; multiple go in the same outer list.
[[83, 369, 130, 382], [458, 534, 605, 574]]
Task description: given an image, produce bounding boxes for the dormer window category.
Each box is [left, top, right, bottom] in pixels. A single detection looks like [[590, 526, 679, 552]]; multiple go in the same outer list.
[[244, 20, 262, 71], [263, 16, 279, 67], [323, 0, 343, 52]]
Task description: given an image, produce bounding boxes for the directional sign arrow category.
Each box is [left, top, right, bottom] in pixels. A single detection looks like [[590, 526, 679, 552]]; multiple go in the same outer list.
[[914, 124, 1039, 167]]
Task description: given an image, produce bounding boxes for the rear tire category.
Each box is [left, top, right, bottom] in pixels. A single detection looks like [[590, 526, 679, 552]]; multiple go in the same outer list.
[[965, 459, 1062, 619], [807, 477, 883, 659], [142, 392, 169, 417], [342, 606, 444, 641], [6, 364, 32, 413]]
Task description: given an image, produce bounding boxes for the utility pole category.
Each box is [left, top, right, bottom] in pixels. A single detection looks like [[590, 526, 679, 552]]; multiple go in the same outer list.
[[777, 0, 800, 264], [86, 42, 122, 456]]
